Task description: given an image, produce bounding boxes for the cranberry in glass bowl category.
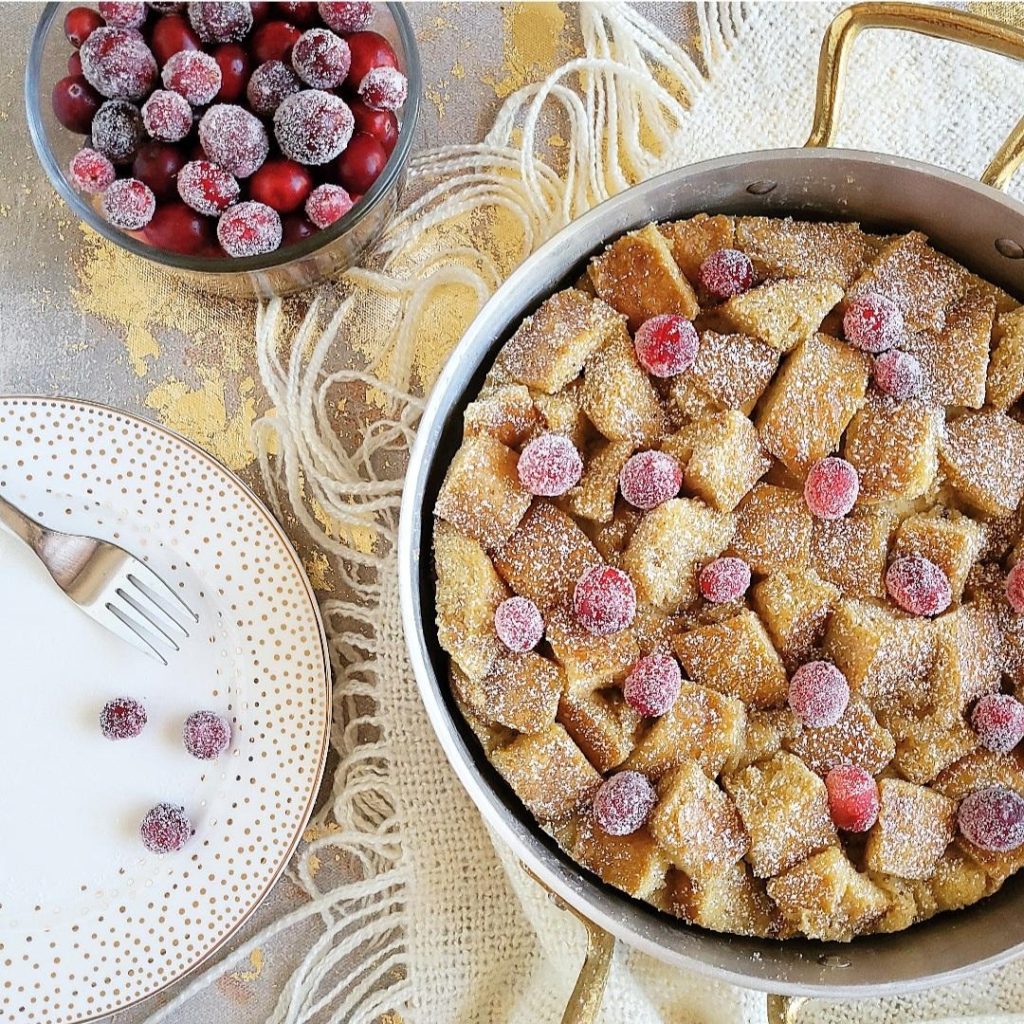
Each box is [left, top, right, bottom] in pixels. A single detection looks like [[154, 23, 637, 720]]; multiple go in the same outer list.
[[27, 0, 421, 298]]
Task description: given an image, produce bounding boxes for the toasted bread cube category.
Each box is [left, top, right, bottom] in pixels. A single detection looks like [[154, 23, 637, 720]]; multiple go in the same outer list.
[[893, 711, 977, 785], [904, 289, 994, 408], [723, 752, 836, 877], [751, 568, 839, 669], [987, 305, 1024, 409], [463, 384, 540, 447], [589, 504, 642, 565], [869, 872, 920, 933], [812, 506, 895, 600], [734, 217, 873, 287], [893, 511, 985, 603], [434, 521, 507, 678], [767, 848, 888, 941], [940, 410, 1024, 516], [629, 604, 686, 657], [929, 603, 1003, 718], [847, 231, 969, 331], [588, 223, 699, 330], [786, 698, 895, 777], [499, 288, 623, 394], [757, 333, 870, 476], [493, 502, 601, 612], [659, 213, 735, 283], [670, 859, 777, 937], [572, 818, 670, 899], [864, 779, 956, 880], [451, 651, 563, 735], [927, 850, 992, 911], [624, 681, 746, 779], [721, 279, 844, 353], [726, 708, 802, 772], [567, 440, 633, 523], [545, 604, 640, 692], [531, 380, 591, 449], [435, 435, 531, 548], [670, 330, 779, 417], [623, 497, 735, 611], [581, 324, 668, 445], [729, 483, 813, 574], [491, 724, 602, 823], [451, 683, 517, 757], [674, 610, 788, 708], [558, 688, 641, 772], [649, 761, 749, 875], [677, 410, 771, 513]]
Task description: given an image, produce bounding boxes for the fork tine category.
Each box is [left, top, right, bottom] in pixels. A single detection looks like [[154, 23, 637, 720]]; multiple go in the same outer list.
[[125, 574, 191, 638], [105, 602, 170, 666], [126, 560, 199, 624], [115, 587, 183, 650]]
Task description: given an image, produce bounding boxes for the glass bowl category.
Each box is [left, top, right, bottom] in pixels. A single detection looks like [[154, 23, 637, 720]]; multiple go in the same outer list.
[[25, 2, 421, 298]]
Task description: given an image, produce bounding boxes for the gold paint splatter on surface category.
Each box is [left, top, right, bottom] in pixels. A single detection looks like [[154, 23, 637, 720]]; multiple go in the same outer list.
[[231, 948, 265, 983], [482, 3, 567, 99], [307, 852, 323, 878], [451, 60, 465, 80], [378, 1013, 405, 1024], [303, 821, 342, 843], [304, 550, 335, 592]]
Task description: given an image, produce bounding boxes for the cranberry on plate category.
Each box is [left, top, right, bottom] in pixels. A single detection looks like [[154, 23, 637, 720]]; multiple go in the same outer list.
[[345, 29, 398, 87], [143, 200, 212, 253], [305, 184, 352, 228], [64, 6, 106, 48], [251, 19, 302, 63], [249, 158, 314, 214], [52, 74, 102, 133], [132, 140, 187, 199], [349, 97, 398, 155], [212, 42, 251, 102], [335, 131, 387, 193], [150, 13, 201, 65]]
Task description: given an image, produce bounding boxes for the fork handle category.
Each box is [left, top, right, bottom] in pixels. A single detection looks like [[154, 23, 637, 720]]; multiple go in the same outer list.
[[0, 493, 45, 550]]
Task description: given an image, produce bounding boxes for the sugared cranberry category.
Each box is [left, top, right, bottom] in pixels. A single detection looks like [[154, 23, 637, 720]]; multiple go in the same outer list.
[[102, 177, 156, 229], [334, 131, 386, 192], [345, 30, 398, 87], [212, 43, 250, 102], [885, 555, 951, 617], [51, 74, 102, 133], [699, 248, 754, 299], [291, 27, 351, 88], [274, 89, 354, 165], [619, 450, 681, 510], [148, 2, 187, 12], [65, 6, 106, 47], [788, 660, 850, 728], [183, 709, 232, 759], [143, 200, 211, 253], [304, 183, 351, 228], [593, 771, 656, 836], [972, 694, 1024, 754], [825, 765, 879, 832], [804, 456, 859, 520], [150, 13, 201, 64], [140, 802, 193, 853], [69, 146, 116, 192], [698, 556, 751, 604], [98, 1, 146, 28], [318, 1, 372, 33], [217, 200, 282, 256], [246, 59, 301, 115], [574, 566, 636, 636], [162, 48, 222, 104], [132, 139, 187, 198], [100, 696, 147, 739], [177, 159, 240, 215], [633, 313, 698, 378], [623, 654, 682, 717], [1006, 562, 1024, 615], [80, 26, 157, 100], [494, 596, 544, 653], [873, 348, 921, 400], [358, 65, 407, 111], [250, 20, 302, 63], [349, 97, 398, 154], [516, 433, 582, 496], [199, 103, 269, 177], [91, 98, 145, 163], [141, 88, 192, 141], [844, 292, 904, 353], [958, 785, 1024, 852], [187, 0, 252, 42], [281, 212, 317, 245], [249, 158, 313, 213], [68, 51, 84, 75], [248, 0, 270, 23]]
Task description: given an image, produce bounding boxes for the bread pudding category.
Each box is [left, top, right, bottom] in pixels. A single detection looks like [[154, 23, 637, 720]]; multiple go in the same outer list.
[[432, 213, 1024, 941]]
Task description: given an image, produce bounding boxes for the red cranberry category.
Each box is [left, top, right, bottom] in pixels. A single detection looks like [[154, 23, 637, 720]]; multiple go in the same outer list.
[[493, 596, 544, 653], [246, 59, 301, 115], [873, 348, 922, 400], [91, 98, 145, 163], [1006, 562, 1024, 615], [885, 555, 951, 617], [516, 433, 582, 496], [65, 6, 106, 47], [182, 709, 232, 759], [217, 200, 282, 256], [69, 146, 116, 192], [788, 660, 850, 728], [248, 0, 271, 24], [274, 89, 354, 165], [143, 200, 212, 253], [98, 1, 146, 28], [68, 51, 84, 75], [358, 65, 407, 112], [102, 176, 156, 229], [699, 248, 754, 299], [162, 48, 222, 104], [619, 450, 682, 510], [132, 140, 187, 198], [291, 27, 351, 89], [804, 456, 859, 520], [199, 103, 269, 177], [212, 43, 250, 102], [51, 75, 101, 133], [281, 212, 317, 244], [593, 771, 656, 836], [844, 292, 904, 353], [100, 696, 147, 739], [249, 157, 313, 213], [334, 131, 386, 192], [150, 13, 201, 64], [187, 0, 253, 42], [304, 183, 351, 227], [958, 786, 1024, 852], [250, 20, 302, 63], [177, 159, 240, 214], [345, 30, 398, 87], [141, 88, 192, 141], [349, 97, 398, 154], [825, 765, 879, 832], [573, 566, 636, 636], [318, 1, 372, 33], [698, 556, 751, 604], [972, 694, 1024, 754], [623, 654, 682, 717], [80, 26, 157, 100], [279, 1, 319, 25], [140, 802, 193, 853], [633, 313, 698, 378]]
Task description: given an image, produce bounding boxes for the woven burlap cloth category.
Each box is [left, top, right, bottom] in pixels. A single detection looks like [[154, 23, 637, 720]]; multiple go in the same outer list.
[[141, 3, 1024, 1023]]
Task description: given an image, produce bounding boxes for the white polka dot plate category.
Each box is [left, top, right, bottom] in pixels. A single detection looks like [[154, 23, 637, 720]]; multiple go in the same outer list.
[[0, 397, 331, 1024]]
